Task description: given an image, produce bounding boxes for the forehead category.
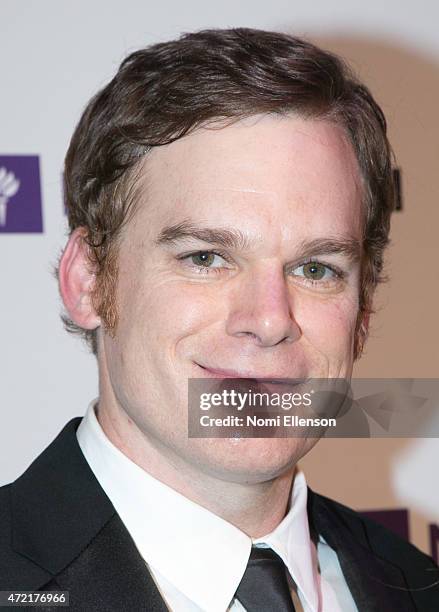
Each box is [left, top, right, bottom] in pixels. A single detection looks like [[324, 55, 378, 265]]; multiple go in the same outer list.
[[132, 114, 363, 246]]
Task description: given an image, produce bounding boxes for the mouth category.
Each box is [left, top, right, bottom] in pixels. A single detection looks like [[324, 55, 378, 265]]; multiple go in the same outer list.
[[195, 363, 307, 385]]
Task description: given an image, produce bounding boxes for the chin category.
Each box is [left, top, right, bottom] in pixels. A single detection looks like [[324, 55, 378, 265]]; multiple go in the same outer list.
[[187, 436, 317, 485]]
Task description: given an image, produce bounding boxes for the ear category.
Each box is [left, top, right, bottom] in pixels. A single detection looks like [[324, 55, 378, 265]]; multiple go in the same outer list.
[[58, 227, 101, 330]]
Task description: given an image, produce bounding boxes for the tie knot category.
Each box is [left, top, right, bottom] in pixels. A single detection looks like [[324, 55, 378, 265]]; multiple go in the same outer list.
[[248, 546, 285, 565], [235, 546, 295, 611]]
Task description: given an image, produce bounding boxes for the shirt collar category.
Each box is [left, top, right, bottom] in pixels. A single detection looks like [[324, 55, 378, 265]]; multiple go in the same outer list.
[[77, 401, 320, 612], [254, 472, 320, 611]]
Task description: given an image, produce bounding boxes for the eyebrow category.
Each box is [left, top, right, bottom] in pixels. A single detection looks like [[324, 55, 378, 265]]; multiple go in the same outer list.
[[155, 220, 362, 262], [295, 237, 362, 263], [155, 220, 250, 250]]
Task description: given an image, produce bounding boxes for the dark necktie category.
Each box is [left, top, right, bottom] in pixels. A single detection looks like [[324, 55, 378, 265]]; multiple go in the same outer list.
[[234, 546, 296, 611]]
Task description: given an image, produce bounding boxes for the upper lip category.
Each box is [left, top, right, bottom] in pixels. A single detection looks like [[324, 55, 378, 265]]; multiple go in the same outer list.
[[196, 363, 305, 382]]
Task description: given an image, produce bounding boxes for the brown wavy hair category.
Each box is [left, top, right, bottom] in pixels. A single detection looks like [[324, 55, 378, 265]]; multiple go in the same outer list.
[[61, 28, 395, 357]]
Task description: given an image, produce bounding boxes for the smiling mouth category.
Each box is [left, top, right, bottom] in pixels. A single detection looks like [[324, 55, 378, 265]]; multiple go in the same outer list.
[[195, 363, 307, 385]]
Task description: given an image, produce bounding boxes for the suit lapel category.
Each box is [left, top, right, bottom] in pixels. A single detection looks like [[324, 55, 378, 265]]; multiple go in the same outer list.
[[53, 514, 169, 611], [307, 487, 417, 612], [9, 418, 168, 610], [10, 419, 114, 574]]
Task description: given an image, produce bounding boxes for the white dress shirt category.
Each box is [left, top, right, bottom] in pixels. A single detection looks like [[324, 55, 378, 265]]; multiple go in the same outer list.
[[77, 402, 358, 612]]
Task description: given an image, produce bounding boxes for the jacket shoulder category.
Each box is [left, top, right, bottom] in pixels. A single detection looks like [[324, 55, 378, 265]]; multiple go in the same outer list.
[[0, 483, 12, 549], [0, 418, 107, 589], [0, 483, 51, 588], [310, 489, 439, 594]]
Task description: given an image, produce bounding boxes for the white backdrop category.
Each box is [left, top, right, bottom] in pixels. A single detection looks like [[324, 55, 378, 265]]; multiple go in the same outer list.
[[1, 0, 438, 556]]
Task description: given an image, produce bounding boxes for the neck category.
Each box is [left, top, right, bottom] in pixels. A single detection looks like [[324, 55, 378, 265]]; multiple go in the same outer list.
[[97, 400, 296, 538]]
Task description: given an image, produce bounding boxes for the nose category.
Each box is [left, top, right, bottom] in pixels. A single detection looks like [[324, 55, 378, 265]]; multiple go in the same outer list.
[[225, 265, 301, 347]]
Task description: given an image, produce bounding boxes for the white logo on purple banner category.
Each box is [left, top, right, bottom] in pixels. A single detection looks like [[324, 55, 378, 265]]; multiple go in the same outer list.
[[0, 155, 43, 233]]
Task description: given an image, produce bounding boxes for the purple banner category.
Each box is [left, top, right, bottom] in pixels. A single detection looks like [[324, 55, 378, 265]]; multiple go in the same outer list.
[[360, 508, 410, 541], [0, 155, 43, 233], [430, 524, 439, 564]]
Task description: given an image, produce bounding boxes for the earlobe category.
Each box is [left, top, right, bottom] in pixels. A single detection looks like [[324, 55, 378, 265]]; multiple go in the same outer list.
[[58, 227, 101, 330]]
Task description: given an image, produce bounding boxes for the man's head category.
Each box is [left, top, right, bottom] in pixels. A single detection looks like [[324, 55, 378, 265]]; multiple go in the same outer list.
[[60, 28, 394, 359], [59, 28, 394, 484]]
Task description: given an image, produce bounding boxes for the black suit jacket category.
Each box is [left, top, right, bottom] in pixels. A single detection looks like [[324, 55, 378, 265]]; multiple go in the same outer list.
[[1, 418, 438, 611]]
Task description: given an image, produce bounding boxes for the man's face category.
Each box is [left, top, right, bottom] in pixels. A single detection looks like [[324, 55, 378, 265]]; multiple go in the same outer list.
[[98, 114, 363, 483]]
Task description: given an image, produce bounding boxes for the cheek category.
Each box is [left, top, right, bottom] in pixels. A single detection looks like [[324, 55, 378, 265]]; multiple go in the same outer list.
[[296, 293, 359, 355], [117, 275, 225, 357]]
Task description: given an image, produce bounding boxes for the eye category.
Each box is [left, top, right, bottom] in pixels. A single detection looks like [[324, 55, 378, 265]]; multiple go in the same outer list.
[[291, 260, 344, 285], [190, 251, 222, 268], [177, 249, 232, 273], [299, 261, 333, 280]]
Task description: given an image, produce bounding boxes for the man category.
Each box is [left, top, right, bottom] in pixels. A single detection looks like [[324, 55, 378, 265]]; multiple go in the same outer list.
[[1, 28, 437, 611]]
